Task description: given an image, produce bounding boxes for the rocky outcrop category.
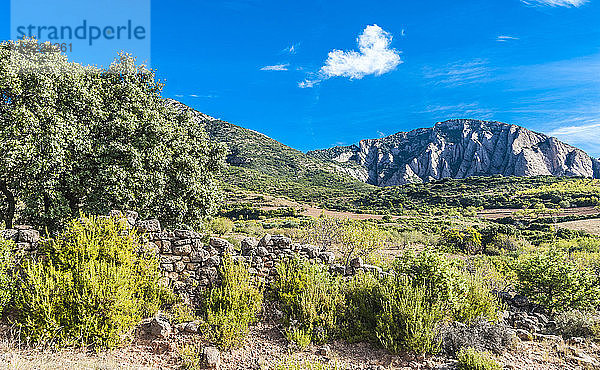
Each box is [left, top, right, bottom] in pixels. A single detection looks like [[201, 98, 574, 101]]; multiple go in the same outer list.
[[308, 119, 600, 186]]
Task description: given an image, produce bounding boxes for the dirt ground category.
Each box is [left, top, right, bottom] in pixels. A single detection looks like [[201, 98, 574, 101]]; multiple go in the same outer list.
[[2, 322, 598, 369], [557, 218, 600, 236]]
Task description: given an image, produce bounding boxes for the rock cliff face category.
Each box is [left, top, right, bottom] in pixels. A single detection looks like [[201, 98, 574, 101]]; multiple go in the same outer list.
[[308, 119, 600, 186]]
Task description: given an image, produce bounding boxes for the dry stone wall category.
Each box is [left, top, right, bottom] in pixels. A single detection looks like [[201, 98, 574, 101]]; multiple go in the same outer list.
[[110, 211, 382, 304], [0, 211, 381, 306]]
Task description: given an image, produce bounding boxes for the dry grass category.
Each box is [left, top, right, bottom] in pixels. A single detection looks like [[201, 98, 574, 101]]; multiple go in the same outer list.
[[558, 219, 600, 236]]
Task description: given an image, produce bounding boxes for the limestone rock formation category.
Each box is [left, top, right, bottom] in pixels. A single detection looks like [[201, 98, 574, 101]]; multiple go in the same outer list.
[[308, 119, 600, 186]]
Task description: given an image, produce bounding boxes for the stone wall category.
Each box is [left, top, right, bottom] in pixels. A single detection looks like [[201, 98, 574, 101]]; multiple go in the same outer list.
[[0, 211, 381, 305], [112, 211, 380, 304], [0, 225, 41, 251]]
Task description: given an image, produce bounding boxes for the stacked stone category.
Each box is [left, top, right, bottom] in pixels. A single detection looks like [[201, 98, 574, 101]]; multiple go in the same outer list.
[[0, 225, 41, 251], [5, 210, 385, 306], [239, 233, 336, 280]]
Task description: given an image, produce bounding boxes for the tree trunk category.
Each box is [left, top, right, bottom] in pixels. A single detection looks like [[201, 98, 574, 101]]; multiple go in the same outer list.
[[0, 181, 15, 229]]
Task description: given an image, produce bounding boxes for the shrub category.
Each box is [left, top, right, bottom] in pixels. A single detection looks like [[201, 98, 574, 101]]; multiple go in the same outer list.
[[285, 327, 312, 349], [179, 343, 203, 369], [168, 302, 198, 325], [375, 275, 444, 354], [273, 257, 343, 345], [453, 274, 501, 324], [555, 310, 600, 339], [515, 249, 600, 312], [14, 215, 171, 348], [209, 217, 234, 236], [441, 319, 514, 356], [340, 272, 381, 342], [393, 251, 499, 323], [202, 255, 263, 349], [442, 227, 483, 254], [0, 238, 17, 316], [456, 347, 502, 370]]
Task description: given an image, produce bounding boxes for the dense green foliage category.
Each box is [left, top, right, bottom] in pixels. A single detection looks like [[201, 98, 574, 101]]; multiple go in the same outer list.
[[358, 176, 600, 214], [375, 276, 444, 354], [273, 257, 343, 346], [515, 249, 600, 312], [456, 347, 502, 370], [201, 255, 263, 349], [0, 238, 16, 316], [14, 215, 171, 348], [0, 38, 225, 231], [272, 251, 499, 354]]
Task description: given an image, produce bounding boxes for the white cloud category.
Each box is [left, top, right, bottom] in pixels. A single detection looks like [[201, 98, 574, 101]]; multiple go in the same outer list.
[[298, 24, 402, 88], [550, 122, 600, 142], [298, 79, 319, 88], [522, 0, 587, 7], [189, 94, 217, 98], [260, 63, 289, 71], [549, 121, 600, 157], [497, 35, 519, 42], [423, 59, 491, 86], [321, 25, 402, 79], [283, 43, 299, 55]]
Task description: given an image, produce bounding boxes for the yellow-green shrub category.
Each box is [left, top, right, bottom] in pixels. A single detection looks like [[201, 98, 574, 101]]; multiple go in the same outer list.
[[376, 275, 445, 354], [456, 347, 502, 370], [14, 215, 171, 348], [273, 257, 343, 345], [202, 255, 263, 349], [0, 239, 17, 316]]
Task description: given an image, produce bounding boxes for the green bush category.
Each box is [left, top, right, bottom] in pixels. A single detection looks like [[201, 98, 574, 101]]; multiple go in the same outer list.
[[273, 257, 343, 345], [375, 275, 444, 354], [340, 272, 381, 342], [273, 252, 498, 354], [393, 251, 499, 323], [209, 217, 234, 236], [456, 347, 502, 370], [442, 227, 483, 254], [15, 215, 171, 348], [515, 249, 600, 312], [0, 238, 17, 316], [202, 255, 263, 349]]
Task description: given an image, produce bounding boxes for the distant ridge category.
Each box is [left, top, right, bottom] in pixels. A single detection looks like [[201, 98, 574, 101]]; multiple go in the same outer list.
[[308, 119, 600, 186]]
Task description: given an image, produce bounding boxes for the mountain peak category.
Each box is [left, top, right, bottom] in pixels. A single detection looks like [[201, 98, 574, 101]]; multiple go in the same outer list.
[[308, 120, 598, 186]]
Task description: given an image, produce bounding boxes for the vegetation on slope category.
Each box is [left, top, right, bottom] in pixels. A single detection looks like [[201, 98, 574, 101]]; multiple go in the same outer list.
[[203, 117, 375, 208]]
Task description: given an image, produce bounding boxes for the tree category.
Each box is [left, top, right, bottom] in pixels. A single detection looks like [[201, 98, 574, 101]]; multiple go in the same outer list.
[[515, 249, 600, 312], [0, 38, 226, 230], [0, 39, 74, 229]]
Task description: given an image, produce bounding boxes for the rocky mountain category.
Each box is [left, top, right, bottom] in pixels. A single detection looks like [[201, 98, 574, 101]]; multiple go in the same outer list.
[[308, 119, 600, 186]]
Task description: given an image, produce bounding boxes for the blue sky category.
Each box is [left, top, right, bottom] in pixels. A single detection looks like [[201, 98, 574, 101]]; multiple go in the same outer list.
[[2, 0, 599, 157]]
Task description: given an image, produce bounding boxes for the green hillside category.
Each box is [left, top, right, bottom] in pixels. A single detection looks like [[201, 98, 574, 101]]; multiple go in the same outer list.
[[203, 118, 375, 209]]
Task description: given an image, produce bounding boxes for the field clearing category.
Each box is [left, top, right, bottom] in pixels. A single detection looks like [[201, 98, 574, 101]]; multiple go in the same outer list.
[[479, 206, 600, 220], [557, 218, 600, 235]]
